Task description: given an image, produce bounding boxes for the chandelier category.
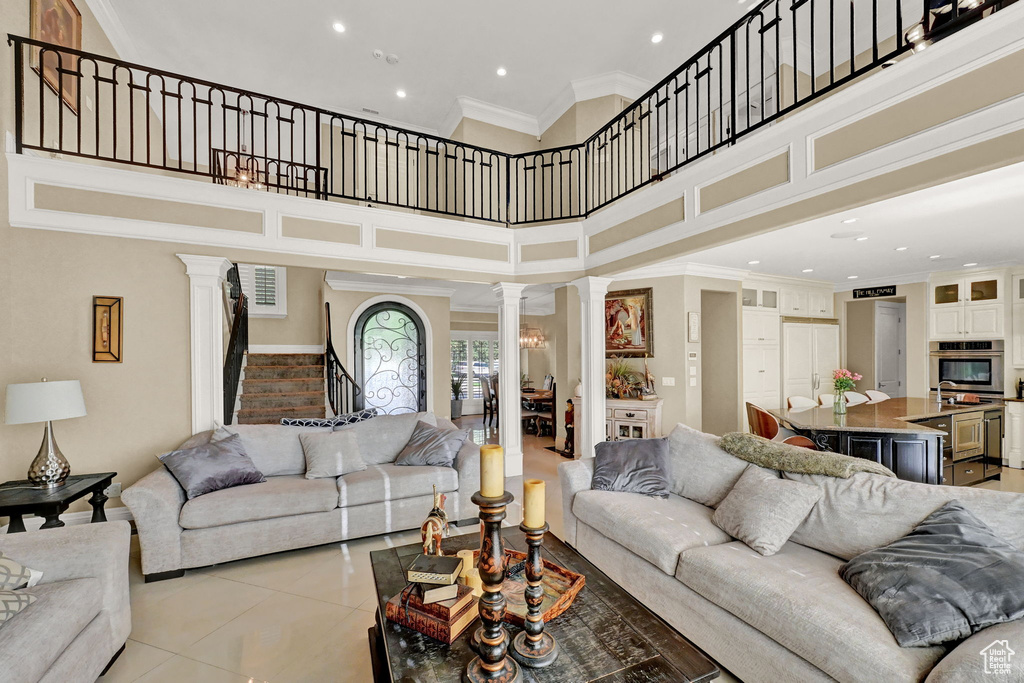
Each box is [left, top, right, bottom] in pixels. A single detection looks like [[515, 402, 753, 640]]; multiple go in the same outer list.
[[518, 297, 546, 349], [229, 111, 264, 190]]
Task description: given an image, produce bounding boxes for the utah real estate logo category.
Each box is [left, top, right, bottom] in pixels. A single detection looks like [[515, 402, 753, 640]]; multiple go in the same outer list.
[[980, 640, 1015, 675]]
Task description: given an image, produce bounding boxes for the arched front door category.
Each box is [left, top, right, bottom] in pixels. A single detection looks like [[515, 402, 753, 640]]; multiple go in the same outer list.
[[354, 302, 427, 414]]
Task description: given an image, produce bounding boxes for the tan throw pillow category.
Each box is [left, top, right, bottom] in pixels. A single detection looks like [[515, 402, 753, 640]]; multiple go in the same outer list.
[[0, 555, 42, 590], [0, 590, 36, 625], [712, 465, 822, 556], [299, 430, 367, 479]]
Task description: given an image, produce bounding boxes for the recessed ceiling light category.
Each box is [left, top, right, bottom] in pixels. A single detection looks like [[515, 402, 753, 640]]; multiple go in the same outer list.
[[895, 247, 908, 251], [802, 268, 814, 273], [496, 67, 507, 76], [855, 236, 869, 241], [651, 32, 664, 44], [830, 230, 864, 239], [963, 262, 978, 267], [930, 255, 942, 259], [747, 260, 760, 265], [396, 89, 407, 98], [332, 22, 345, 33], [841, 218, 858, 224], [847, 276, 859, 280]]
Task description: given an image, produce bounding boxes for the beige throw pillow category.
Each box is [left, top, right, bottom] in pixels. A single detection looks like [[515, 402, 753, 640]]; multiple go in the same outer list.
[[299, 430, 367, 479], [0, 590, 36, 625], [0, 554, 42, 590], [712, 465, 822, 556]]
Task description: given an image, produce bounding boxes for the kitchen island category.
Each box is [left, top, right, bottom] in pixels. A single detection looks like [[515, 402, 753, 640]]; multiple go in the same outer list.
[[767, 398, 1003, 486]]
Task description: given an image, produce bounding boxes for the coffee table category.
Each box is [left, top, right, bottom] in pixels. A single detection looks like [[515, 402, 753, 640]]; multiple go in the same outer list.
[[0, 472, 116, 533], [368, 529, 719, 682]]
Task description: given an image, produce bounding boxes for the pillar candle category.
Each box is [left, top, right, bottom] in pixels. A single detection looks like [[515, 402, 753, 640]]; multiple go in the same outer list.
[[479, 444, 504, 497], [457, 549, 475, 578], [465, 568, 484, 597], [523, 479, 545, 528]]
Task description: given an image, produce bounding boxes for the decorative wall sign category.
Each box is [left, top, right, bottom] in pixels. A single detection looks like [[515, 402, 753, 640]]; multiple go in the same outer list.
[[30, 0, 82, 112], [852, 286, 897, 299], [687, 311, 700, 343], [93, 296, 123, 362], [605, 288, 654, 357]]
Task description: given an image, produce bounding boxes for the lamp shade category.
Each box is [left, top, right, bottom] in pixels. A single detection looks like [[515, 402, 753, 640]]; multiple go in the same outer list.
[[5, 380, 87, 425]]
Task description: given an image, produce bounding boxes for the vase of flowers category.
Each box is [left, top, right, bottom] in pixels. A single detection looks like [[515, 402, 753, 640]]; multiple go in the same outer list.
[[832, 368, 862, 415]]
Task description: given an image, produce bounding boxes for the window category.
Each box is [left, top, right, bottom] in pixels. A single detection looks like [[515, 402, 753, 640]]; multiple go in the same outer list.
[[355, 303, 427, 414], [237, 264, 287, 318]]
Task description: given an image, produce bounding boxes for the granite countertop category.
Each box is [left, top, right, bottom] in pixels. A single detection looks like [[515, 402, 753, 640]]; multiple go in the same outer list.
[[767, 397, 1001, 434], [1005, 397, 1024, 403]]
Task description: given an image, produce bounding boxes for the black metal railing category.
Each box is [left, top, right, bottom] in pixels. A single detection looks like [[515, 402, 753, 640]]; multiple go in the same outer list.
[[325, 302, 360, 417], [7, 0, 1010, 226], [223, 264, 248, 425]]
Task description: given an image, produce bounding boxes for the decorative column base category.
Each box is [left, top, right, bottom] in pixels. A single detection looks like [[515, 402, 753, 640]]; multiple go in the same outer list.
[[510, 522, 559, 668]]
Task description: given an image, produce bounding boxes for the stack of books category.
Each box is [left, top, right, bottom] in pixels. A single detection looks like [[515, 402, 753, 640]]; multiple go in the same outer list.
[[384, 554, 478, 645]]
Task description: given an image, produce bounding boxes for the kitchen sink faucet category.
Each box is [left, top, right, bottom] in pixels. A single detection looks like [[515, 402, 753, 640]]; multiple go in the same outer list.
[[937, 380, 956, 405]]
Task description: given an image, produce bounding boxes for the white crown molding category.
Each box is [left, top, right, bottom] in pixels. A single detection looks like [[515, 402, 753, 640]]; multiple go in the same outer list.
[[536, 86, 579, 138], [325, 273, 457, 298], [538, 71, 655, 137], [249, 344, 324, 354], [441, 96, 540, 139], [82, 0, 142, 63], [614, 261, 749, 282]]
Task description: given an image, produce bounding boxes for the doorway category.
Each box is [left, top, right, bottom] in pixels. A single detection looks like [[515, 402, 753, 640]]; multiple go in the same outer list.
[[875, 301, 907, 397], [354, 302, 428, 414], [701, 290, 740, 435], [450, 331, 500, 415]]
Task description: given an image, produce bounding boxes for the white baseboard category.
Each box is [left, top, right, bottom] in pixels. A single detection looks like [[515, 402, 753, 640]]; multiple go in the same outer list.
[[248, 345, 324, 354], [0, 506, 133, 533]]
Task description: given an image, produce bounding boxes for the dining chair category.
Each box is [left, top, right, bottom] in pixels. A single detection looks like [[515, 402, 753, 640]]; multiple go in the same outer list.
[[481, 376, 496, 425], [817, 393, 835, 407], [745, 402, 781, 440], [845, 391, 870, 406], [787, 396, 818, 410], [865, 390, 891, 402], [782, 435, 818, 450], [535, 383, 556, 437], [489, 375, 500, 426]]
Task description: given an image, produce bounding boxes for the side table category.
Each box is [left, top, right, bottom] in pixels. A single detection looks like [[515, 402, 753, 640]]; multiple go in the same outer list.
[[0, 472, 116, 533]]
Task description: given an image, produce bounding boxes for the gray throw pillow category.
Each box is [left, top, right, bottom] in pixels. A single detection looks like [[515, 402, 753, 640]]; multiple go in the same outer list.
[[299, 429, 367, 478], [712, 465, 822, 556], [395, 421, 470, 467], [334, 412, 438, 465], [159, 433, 266, 499], [591, 438, 671, 498], [840, 500, 1024, 648]]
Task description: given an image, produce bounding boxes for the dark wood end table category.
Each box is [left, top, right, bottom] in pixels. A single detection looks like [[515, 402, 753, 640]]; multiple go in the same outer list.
[[0, 472, 116, 533], [368, 529, 719, 682]]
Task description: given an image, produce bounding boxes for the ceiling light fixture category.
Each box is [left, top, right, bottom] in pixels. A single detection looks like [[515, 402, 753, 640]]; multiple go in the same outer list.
[[895, 247, 908, 251], [519, 297, 546, 349], [930, 255, 942, 259], [855, 236, 869, 242], [963, 262, 978, 267], [747, 260, 760, 265], [651, 32, 664, 44], [396, 90, 407, 98], [332, 22, 345, 33], [802, 268, 814, 273], [841, 218, 858, 224], [496, 67, 507, 76], [847, 276, 859, 280]]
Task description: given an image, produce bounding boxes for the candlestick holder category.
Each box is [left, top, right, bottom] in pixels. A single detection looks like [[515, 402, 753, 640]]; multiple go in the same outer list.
[[464, 491, 521, 683], [511, 522, 559, 668]]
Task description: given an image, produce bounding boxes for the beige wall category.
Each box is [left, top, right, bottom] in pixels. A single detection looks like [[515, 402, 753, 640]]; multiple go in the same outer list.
[[248, 266, 324, 346], [700, 290, 741, 435], [845, 300, 877, 390], [450, 119, 541, 155], [450, 311, 498, 332], [322, 286, 451, 418]]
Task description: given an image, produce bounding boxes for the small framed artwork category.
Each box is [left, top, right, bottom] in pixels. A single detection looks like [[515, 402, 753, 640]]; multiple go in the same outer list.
[[93, 296, 123, 362], [605, 288, 654, 357], [30, 0, 82, 113]]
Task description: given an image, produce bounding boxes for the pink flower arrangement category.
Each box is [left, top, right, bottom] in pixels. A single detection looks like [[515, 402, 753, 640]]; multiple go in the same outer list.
[[833, 368, 863, 393]]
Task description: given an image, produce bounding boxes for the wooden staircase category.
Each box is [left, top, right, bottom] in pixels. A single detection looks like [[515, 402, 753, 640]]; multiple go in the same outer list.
[[237, 353, 326, 424]]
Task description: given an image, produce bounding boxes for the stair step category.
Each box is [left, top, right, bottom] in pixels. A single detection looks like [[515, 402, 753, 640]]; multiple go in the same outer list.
[[247, 353, 323, 367], [237, 404, 325, 424], [244, 365, 324, 380], [243, 377, 323, 393], [240, 391, 324, 409]]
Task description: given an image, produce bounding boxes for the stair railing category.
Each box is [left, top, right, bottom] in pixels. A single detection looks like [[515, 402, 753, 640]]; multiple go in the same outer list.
[[223, 264, 248, 425], [325, 302, 361, 416]]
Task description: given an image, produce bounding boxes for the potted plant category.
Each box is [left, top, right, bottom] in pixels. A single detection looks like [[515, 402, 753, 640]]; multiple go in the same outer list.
[[606, 357, 643, 399], [450, 374, 466, 419]]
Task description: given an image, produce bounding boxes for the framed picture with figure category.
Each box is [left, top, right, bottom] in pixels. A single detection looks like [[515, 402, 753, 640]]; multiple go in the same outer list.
[[604, 288, 654, 357], [30, 0, 82, 112]]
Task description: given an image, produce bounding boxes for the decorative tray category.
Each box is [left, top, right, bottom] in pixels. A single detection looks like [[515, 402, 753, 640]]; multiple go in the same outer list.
[[471, 549, 585, 627]]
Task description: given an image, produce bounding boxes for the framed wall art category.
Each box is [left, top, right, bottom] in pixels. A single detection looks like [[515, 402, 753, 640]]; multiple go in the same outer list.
[[30, 0, 82, 112], [93, 296, 123, 362], [605, 288, 654, 357]]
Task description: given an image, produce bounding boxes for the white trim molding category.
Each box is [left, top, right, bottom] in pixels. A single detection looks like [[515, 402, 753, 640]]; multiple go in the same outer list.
[[538, 71, 654, 136], [441, 96, 541, 138], [326, 272, 456, 298], [178, 254, 232, 434]]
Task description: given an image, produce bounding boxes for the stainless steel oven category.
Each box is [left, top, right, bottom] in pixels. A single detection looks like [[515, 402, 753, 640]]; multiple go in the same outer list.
[[929, 340, 1004, 397]]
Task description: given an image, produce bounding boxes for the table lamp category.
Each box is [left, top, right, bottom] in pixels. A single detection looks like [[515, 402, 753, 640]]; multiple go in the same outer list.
[[5, 378, 87, 488]]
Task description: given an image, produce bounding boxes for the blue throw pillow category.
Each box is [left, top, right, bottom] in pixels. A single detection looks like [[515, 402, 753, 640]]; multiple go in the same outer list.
[[159, 434, 266, 499]]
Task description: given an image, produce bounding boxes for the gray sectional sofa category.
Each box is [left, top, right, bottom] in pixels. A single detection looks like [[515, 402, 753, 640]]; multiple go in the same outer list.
[[0, 521, 131, 683], [559, 424, 1024, 683], [124, 412, 480, 580]]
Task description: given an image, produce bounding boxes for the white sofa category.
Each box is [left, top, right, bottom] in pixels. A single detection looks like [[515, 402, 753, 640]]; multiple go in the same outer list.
[[0, 521, 131, 683], [124, 412, 480, 581], [559, 424, 1024, 683]]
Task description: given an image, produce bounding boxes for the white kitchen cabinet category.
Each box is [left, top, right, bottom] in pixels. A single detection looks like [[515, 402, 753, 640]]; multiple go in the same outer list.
[[743, 310, 780, 345], [782, 322, 840, 402], [1013, 303, 1024, 367], [965, 304, 1004, 338], [931, 307, 964, 339], [932, 277, 964, 307], [780, 287, 810, 316], [808, 289, 834, 317], [929, 270, 1007, 340], [1013, 275, 1024, 304], [1005, 401, 1024, 469], [742, 284, 779, 310], [743, 344, 780, 409]]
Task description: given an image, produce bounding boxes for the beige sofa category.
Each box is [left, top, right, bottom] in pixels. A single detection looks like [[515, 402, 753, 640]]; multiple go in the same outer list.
[[559, 424, 1024, 683], [0, 521, 131, 683], [124, 412, 480, 581]]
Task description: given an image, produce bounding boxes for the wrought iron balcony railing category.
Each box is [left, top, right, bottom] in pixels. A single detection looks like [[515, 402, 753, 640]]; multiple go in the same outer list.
[[7, 0, 1010, 226]]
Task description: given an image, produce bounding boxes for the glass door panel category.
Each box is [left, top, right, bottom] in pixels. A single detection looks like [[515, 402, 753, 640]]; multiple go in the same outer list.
[[970, 279, 998, 302], [934, 283, 960, 305]]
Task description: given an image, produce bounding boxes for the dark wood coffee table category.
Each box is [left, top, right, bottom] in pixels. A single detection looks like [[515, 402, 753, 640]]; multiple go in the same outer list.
[[368, 529, 719, 682], [0, 472, 116, 533]]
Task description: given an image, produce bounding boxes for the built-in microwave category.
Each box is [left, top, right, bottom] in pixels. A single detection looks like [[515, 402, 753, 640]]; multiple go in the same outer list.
[[929, 340, 1004, 397]]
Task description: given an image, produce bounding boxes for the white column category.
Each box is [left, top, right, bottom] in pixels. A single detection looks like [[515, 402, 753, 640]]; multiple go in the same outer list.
[[570, 276, 614, 459], [178, 254, 233, 434], [494, 282, 527, 477]]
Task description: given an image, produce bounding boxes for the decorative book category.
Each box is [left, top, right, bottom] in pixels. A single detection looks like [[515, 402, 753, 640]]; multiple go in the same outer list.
[[384, 587, 478, 645], [406, 554, 464, 586], [399, 583, 474, 620], [422, 583, 459, 604]]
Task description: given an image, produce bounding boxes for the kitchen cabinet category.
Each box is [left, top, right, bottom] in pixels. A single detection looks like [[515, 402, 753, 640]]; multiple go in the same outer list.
[[742, 284, 779, 310], [808, 290, 834, 317], [1014, 274, 1024, 304], [1013, 301, 1024, 367], [930, 307, 964, 338], [984, 409, 1003, 479], [742, 310, 780, 345], [965, 304, 1004, 337], [743, 344, 780, 409], [572, 398, 664, 454], [932, 274, 1003, 307], [1006, 401, 1024, 469], [929, 271, 1007, 340], [782, 322, 840, 403], [780, 287, 810, 315]]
